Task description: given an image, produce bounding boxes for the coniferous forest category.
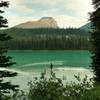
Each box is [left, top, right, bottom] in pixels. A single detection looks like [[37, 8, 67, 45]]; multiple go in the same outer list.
[[0, 28, 90, 50]]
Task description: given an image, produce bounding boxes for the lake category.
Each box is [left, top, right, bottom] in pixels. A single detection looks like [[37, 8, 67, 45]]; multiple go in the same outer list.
[[8, 50, 91, 71], [3, 50, 93, 90]]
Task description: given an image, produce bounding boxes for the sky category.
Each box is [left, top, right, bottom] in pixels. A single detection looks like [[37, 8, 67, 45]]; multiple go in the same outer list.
[[3, 0, 93, 28]]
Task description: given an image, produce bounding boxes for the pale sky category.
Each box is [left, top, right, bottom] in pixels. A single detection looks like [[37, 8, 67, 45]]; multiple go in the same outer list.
[[3, 0, 93, 28]]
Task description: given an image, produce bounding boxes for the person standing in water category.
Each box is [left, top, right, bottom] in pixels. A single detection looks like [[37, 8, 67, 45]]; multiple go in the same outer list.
[[50, 63, 53, 75]]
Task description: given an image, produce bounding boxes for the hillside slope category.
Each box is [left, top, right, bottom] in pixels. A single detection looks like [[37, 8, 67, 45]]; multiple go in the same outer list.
[[80, 23, 91, 31], [14, 17, 58, 29]]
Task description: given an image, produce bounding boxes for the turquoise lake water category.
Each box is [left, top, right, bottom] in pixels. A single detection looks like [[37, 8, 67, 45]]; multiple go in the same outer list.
[[4, 50, 93, 90], [8, 50, 91, 71]]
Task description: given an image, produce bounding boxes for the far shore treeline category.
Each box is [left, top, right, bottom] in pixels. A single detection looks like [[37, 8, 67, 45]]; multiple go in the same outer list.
[[0, 28, 91, 50]]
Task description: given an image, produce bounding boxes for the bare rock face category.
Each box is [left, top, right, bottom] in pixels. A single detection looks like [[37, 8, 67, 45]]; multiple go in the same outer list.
[[15, 17, 58, 29]]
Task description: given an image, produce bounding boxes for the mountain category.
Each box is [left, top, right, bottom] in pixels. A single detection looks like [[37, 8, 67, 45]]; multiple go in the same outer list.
[[15, 17, 58, 29], [0, 21, 90, 50], [80, 23, 91, 31]]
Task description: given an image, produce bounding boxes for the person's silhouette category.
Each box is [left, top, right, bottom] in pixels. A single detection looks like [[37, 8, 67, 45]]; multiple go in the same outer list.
[[50, 63, 53, 75]]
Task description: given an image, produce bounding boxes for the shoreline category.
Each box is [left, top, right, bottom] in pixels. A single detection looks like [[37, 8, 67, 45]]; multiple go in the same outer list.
[[8, 50, 89, 52], [4, 67, 93, 91]]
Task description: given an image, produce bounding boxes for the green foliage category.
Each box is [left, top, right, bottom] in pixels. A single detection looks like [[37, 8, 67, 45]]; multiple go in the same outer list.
[[4, 28, 89, 36], [0, 1, 18, 99], [0, 28, 90, 50], [8, 73, 100, 100], [92, 0, 100, 8], [90, 0, 100, 82], [93, 83, 100, 97], [3, 35, 90, 50], [27, 73, 99, 100]]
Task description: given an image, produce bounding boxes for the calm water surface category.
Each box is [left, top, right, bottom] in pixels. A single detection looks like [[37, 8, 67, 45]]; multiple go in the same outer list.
[[8, 50, 91, 71], [4, 50, 93, 90]]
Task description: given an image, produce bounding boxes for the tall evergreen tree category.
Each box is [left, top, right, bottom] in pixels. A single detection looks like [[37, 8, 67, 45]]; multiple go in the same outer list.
[[0, 1, 18, 99], [90, 0, 100, 82]]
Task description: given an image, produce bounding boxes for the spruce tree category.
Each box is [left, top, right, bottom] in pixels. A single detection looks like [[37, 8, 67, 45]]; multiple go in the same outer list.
[[0, 1, 18, 99], [90, 0, 100, 82]]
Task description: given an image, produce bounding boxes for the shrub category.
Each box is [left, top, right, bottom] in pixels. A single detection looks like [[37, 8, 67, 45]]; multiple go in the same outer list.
[[27, 72, 100, 100], [8, 72, 100, 100]]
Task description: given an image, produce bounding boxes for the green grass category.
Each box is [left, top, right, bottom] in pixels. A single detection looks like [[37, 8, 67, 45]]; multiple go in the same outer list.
[[94, 84, 100, 97]]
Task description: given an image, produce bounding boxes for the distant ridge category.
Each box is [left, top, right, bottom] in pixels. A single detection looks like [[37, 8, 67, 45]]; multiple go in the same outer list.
[[14, 17, 58, 29], [80, 23, 91, 31]]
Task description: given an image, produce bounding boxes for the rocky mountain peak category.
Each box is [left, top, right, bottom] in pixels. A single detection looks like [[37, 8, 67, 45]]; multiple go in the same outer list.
[[15, 17, 58, 29], [39, 17, 55, 21]]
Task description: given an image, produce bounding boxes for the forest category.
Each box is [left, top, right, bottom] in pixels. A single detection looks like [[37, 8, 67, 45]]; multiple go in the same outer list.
[[0, 28, 90, 50]]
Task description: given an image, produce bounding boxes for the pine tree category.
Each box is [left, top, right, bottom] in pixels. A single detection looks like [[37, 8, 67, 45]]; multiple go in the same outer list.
[[0, 1, 18, 99], [90, 0, 100, 82]]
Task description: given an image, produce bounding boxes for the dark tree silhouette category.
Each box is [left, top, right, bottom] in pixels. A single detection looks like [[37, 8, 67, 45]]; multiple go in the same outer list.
[[90, 0, 100, 82], [0, 1, 18, 99]]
